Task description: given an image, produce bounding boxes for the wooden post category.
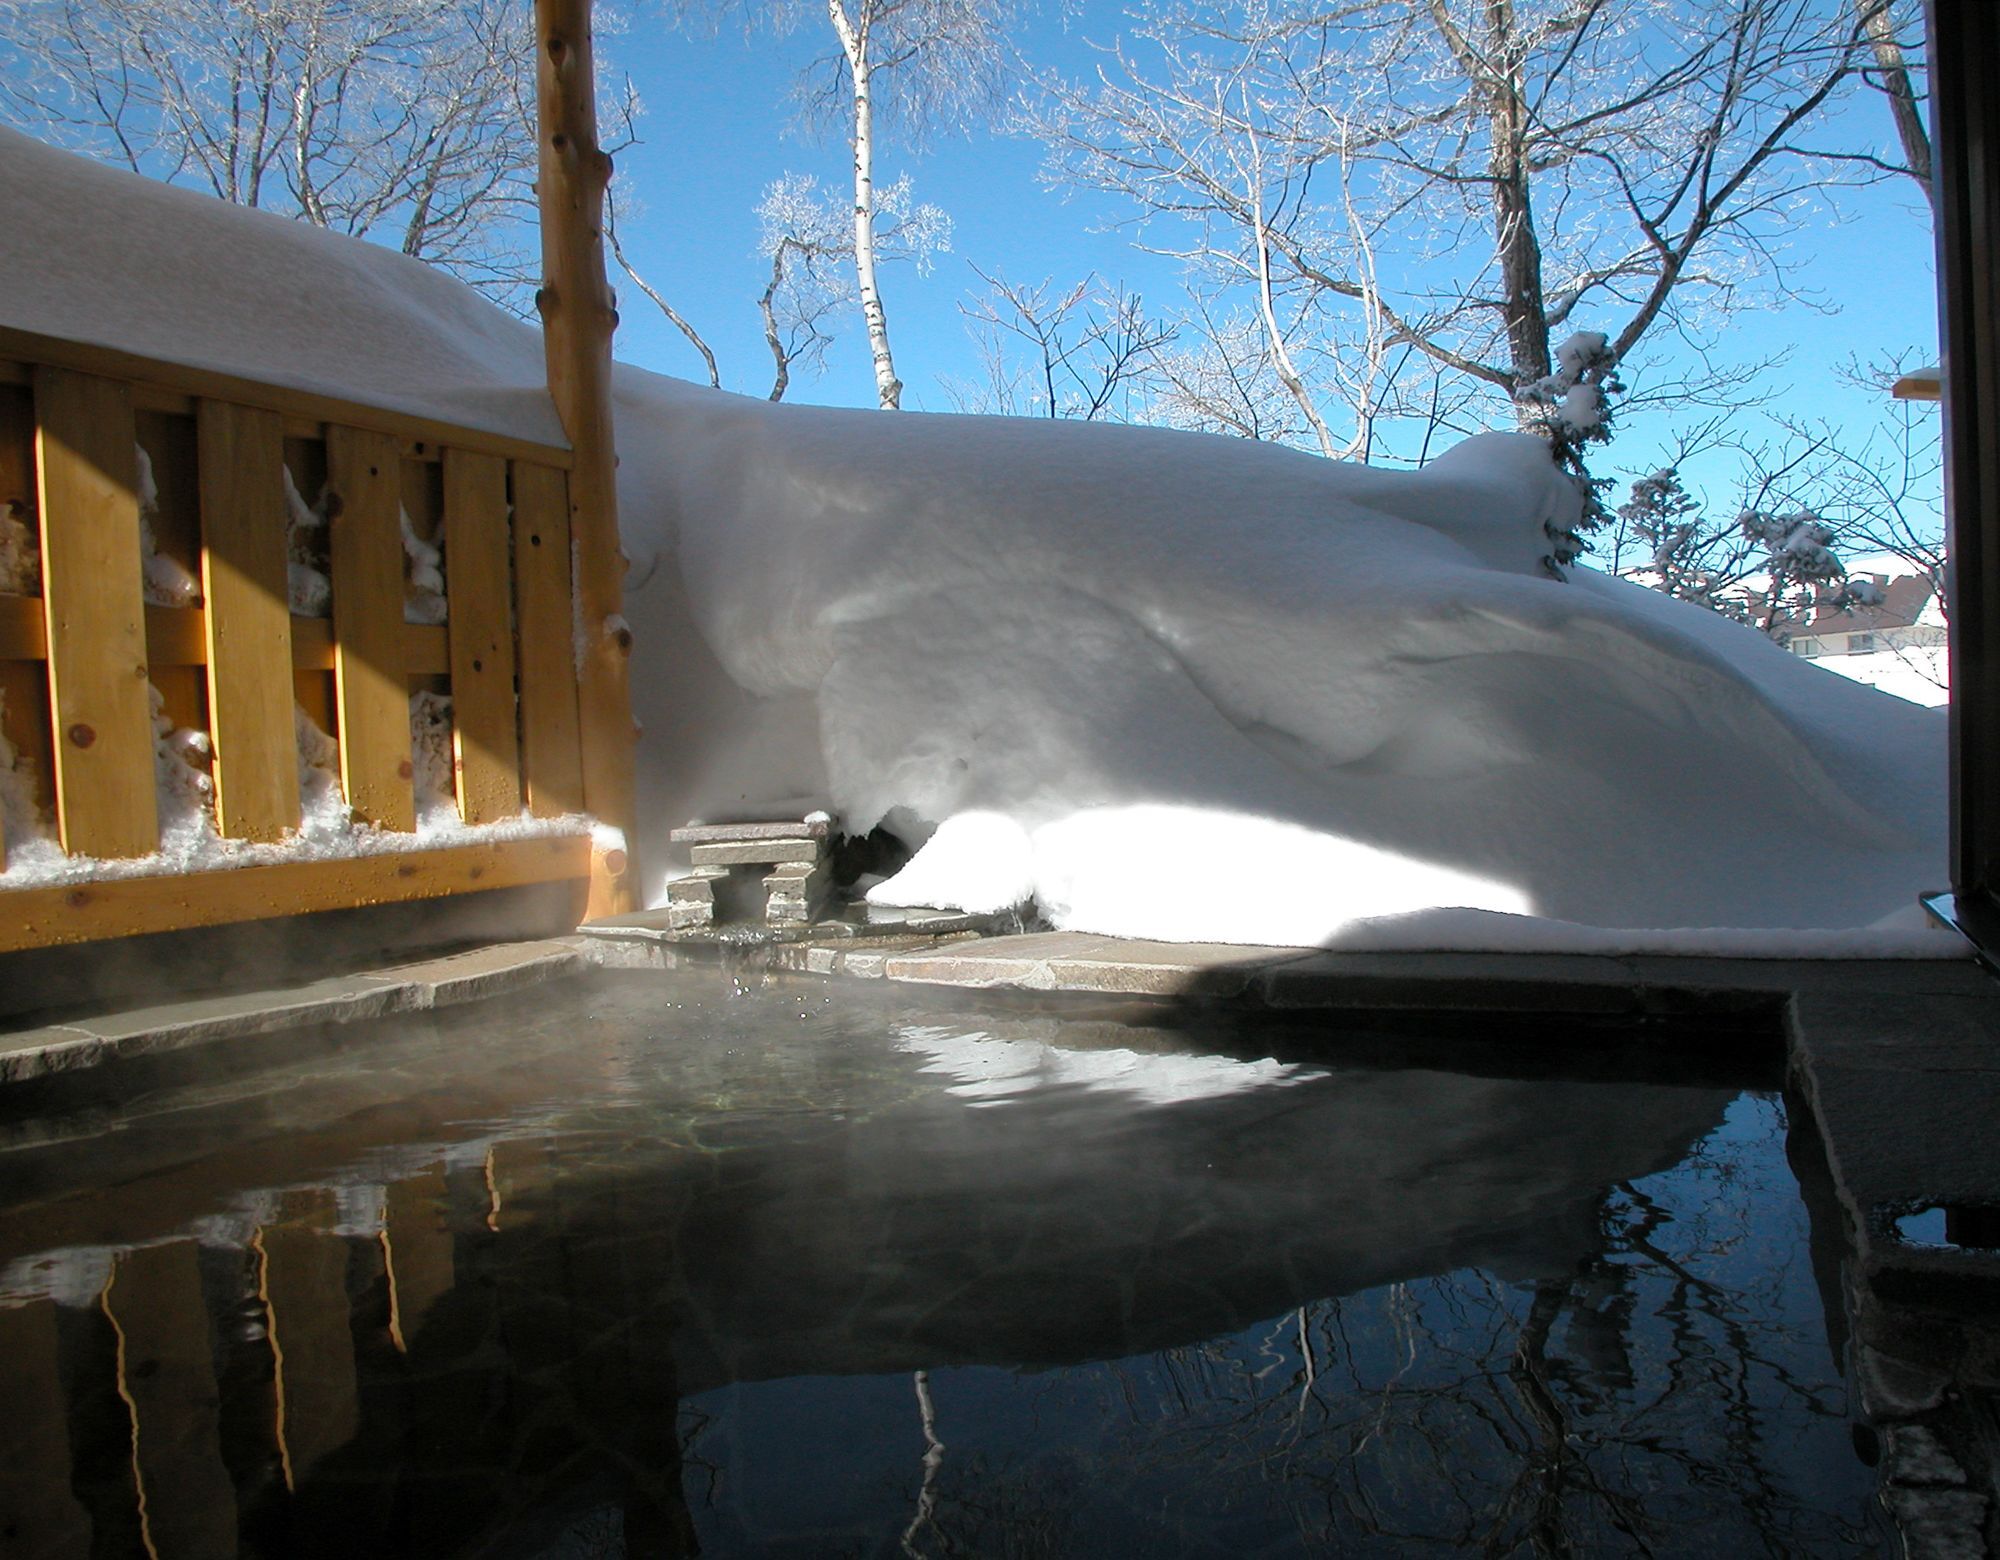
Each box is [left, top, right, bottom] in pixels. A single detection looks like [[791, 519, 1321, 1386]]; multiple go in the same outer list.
[[534, 0, 636, 917], [1925, 0, 2000, 964]]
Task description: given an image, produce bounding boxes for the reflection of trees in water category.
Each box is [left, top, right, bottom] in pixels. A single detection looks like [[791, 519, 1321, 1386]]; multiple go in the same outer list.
[[896, 1097, 1882, 1558]]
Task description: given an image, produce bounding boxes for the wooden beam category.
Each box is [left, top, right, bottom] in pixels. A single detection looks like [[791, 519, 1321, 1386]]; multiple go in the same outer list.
[[34, 367, 157, 859], [0, 327, 571, 470], [2, 599, 451, 675], [0, 834, 590, 951], [197, 400, 301, 841], [535, 0, 636, 916]]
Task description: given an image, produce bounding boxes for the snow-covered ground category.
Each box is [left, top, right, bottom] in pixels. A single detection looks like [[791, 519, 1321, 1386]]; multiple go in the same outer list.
[[1812, 645, 1949, 708], [0, 130, 1955, 955]]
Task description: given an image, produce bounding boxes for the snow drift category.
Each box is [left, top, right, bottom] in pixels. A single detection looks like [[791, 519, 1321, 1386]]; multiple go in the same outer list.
[[0, 129, 1950, 951]]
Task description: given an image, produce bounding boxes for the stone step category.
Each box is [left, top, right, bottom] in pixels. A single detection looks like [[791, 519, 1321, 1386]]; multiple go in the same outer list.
[[690, 838, 825, 868], [664, 868, 730, 905], [670, 818, 831, 845]]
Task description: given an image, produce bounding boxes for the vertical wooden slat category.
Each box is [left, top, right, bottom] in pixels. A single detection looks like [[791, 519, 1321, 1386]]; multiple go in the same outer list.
[[34, 366, 156, 858], [442, 448, 520, 823], [326, 424, 412, 830], [198, 401, 300, 840], [536, 0, 636, 914], [511, 462, 584, 816]]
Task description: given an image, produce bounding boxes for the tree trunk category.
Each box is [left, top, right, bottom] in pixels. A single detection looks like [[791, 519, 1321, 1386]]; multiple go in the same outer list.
[[833, 0, 902, 410], [534, 0, 636, 915], [1481, 1, 1553, 398], [760, 247, 792, 402], [1859, 0, 1933, 210]]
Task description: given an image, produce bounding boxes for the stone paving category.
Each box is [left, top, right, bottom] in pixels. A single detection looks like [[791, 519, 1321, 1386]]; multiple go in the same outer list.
[[0, 938, 591, 1084]]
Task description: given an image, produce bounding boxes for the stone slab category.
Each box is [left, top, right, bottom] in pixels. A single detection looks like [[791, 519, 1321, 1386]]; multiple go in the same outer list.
[[0, 1024, 107, 1083], [0, 938, 589, 1088], [1257, 951, 1645, 1014], [884, 932, 1313, 997], [1807, 1063, 2000, 1208], [1789, 992, 2000, 1072], [689, 839, 824, 868], [360, 940, 590, 1009], [0, 976, 413, 1080], [665, 869, 730, 905], [574, 907, 678, 939], [670, 818, 831, 844], [578, 937, 677, 970]]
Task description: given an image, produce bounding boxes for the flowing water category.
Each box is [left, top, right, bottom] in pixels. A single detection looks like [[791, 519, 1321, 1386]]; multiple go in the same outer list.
[[0, 969, 1887, 1557]]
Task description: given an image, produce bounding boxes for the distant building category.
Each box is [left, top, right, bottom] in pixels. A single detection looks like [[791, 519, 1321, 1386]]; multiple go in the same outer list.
[[1779, 574, 1946, 659], [1776, 572, 1949, 706]]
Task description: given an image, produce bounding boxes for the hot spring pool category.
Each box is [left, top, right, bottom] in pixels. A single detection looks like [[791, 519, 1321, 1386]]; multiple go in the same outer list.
[[0, 967, 1888, 1556]]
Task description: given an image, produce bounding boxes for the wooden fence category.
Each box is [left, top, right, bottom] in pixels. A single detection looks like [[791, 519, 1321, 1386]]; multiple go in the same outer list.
[[0, 325, 608, 951]]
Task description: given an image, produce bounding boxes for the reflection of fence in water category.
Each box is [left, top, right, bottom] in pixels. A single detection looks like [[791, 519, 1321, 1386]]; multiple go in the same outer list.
[[0, 1135, 699, 1557], [0, 327, 596, 952]]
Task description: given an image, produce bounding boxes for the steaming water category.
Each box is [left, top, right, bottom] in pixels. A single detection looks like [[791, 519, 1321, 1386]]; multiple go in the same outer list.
[[0, 970, 1886, 1557]]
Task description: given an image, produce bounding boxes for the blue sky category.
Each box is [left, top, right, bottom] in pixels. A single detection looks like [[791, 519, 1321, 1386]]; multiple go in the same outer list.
[[606, 6, 1941, 509]]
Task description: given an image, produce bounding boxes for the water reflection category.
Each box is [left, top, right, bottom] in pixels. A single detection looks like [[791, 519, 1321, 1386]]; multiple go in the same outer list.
[[0, 972, 1884, 1556]]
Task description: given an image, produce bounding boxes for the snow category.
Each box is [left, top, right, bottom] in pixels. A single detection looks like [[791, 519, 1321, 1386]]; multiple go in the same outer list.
[[284, 464, 333, 615], [0, 500, 36, 594], [1812, 645, 1950, 708], [401, 505, 448, 624], [0, 129, 1955, 954], [135, 442, 202, 608]]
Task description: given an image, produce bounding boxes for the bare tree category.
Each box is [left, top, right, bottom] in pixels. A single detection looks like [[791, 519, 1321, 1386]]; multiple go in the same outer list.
[[607, 191, 722, 388], [0, 0, 614, 302], [945, 266, 1174, 419], [1610, 384, 1944, 640], [1144, 304, 1310, 442], [1025, 23, 1432, 460], [753, 170, 950, 401], [1856, 0, 1930, 209], [1036, 0, 1899, 557]]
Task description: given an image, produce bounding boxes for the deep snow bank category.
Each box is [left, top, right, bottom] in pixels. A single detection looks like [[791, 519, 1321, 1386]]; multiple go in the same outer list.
[[1, 130, 1949, 951]]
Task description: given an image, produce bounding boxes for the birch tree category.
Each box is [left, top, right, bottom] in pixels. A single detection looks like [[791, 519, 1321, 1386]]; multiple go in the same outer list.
[[685, 0, 1019, 407], [755, 170, 950, 400]]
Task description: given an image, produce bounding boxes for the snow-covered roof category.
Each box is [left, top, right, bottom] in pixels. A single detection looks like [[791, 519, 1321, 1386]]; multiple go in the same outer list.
[[1777, 574, 1938, 636]]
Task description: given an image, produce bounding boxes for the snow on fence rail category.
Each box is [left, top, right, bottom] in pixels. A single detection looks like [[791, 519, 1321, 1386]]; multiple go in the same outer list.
[[0, 324, 599, 951]]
